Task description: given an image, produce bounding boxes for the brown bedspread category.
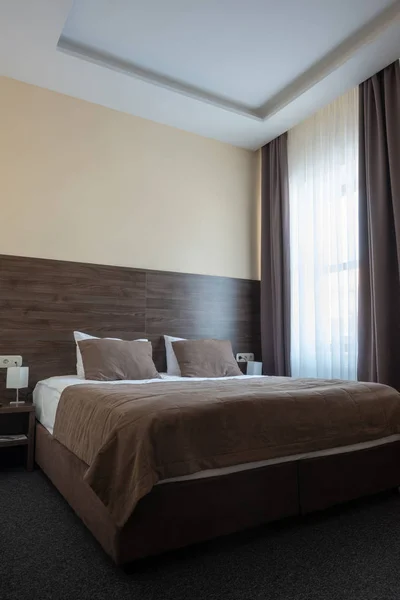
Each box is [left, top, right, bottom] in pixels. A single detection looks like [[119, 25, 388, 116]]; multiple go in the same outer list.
[[53, 377, 400, 528]]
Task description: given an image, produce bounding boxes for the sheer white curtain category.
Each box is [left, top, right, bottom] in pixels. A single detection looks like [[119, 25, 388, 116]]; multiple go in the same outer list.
[[288, 88, 359, 379]]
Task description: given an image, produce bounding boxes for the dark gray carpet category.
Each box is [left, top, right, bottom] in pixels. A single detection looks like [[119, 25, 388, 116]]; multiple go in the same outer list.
[[1, 470, 400, 600]]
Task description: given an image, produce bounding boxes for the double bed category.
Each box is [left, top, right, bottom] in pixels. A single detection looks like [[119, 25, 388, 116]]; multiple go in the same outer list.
[[33, 373, 400, 564], [8, 254, 398, 565]]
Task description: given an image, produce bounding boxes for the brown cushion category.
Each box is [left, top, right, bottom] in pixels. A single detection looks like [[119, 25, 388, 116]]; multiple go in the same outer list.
[[77, 339, 160, 381], [172, 339, 242, 378]]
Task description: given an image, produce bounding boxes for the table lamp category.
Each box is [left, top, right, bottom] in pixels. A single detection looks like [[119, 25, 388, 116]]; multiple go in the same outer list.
[[247, 361, 263, 376], [7, 366, 29, 405]]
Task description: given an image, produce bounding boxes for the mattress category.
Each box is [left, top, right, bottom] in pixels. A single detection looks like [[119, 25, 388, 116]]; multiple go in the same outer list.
[[33, 375, 400, 484]]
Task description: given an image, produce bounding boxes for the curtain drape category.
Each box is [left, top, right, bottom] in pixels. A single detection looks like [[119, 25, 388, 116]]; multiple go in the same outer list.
[[260, 133, 291, 376], [358, 60, 400, 389], [288, 88, 359, 379]]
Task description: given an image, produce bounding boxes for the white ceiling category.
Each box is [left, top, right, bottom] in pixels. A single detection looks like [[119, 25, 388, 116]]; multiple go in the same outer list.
[[1, 0, 400, 149]]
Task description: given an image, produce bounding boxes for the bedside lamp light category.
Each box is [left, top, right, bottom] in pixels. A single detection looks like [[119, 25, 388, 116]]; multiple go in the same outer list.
[[7, 366, 29, 405], [247, 361, 263, 376]]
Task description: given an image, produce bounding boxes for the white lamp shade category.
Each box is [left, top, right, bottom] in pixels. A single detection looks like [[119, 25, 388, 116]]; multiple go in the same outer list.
[[6, 366, 29, 390], [247, 361, 263, 376]]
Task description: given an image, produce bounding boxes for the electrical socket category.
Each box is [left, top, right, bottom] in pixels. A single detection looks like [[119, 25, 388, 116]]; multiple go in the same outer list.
[[0, 355, 22, 368], [236, 353, 254, 362]]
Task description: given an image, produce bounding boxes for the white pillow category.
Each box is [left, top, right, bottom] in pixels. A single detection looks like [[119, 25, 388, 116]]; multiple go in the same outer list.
[[74, 331, 148, 378], [164, 335, 185, 376]]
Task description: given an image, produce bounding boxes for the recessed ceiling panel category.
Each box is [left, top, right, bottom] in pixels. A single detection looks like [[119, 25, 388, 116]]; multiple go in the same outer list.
[[60, 0, 396, 111], [1, 0, 399, 148]]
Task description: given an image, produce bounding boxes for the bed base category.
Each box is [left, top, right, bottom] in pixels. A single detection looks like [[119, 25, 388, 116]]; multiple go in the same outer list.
[[35, 423, 400, 565]]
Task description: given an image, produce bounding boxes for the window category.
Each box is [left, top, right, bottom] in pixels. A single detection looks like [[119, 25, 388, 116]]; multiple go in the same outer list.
[[288, 88, 359, 379]]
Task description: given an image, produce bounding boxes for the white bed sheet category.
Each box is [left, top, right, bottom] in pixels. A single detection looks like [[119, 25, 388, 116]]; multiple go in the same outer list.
[[33, 375, 400, 485]]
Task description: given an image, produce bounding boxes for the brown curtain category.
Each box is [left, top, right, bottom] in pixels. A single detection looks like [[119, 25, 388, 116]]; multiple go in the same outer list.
[[358, 60, 400, 389], [261, 133, 291, 376]]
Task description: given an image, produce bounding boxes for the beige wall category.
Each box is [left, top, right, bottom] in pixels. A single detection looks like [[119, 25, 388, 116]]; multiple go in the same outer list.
[[0, 77, 259, 280]]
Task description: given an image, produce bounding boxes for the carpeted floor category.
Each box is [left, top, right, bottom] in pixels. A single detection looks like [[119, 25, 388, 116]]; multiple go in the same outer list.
[[2, 470, 400, 600]]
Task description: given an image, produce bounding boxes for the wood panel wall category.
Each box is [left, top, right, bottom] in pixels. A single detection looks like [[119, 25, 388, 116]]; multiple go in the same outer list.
[[0, 254, 261, 397]]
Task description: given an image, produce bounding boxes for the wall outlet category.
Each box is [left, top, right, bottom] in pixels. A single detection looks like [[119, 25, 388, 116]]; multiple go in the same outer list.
[[0, 355, 23, 368], [236, 353, 254, 362]]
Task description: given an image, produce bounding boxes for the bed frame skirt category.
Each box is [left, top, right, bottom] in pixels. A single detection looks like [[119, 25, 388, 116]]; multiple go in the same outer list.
[[35, 423, 400, 565]]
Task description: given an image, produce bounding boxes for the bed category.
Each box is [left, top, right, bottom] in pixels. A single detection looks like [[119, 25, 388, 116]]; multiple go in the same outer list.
[[33, 373, 400, 565]]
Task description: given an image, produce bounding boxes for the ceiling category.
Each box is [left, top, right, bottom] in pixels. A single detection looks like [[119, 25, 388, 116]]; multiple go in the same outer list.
[[1, 0, 400, 149]]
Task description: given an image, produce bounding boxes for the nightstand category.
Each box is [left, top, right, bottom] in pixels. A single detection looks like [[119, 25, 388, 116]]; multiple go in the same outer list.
[[0, 400, 35, 471]]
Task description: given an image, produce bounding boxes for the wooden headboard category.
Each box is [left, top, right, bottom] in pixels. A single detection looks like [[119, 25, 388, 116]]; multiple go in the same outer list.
[[0, 254, 260, 395]]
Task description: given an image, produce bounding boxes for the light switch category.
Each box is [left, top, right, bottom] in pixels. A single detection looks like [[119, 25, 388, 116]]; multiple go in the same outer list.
[[235, 353, 254, 362], [0, 355, 23, 368]]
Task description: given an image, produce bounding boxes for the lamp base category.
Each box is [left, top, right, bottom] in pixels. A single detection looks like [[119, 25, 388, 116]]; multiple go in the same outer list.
[[9, 389, 24, 405]]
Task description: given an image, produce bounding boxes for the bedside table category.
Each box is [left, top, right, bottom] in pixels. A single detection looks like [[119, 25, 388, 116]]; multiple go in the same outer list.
[[0, 401, 35, 471]]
